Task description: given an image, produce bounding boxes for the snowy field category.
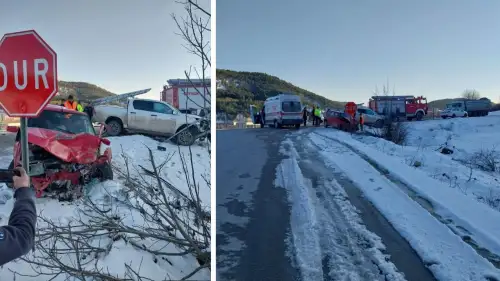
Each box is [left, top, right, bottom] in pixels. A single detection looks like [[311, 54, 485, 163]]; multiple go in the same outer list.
[[0, 135, 211, 281], [308, 112, 500, 280], [363, 112, 500, 211]]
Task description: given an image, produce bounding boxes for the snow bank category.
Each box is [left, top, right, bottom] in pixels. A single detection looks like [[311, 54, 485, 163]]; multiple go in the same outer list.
[[351, 131, 500, 212], [402, 115, 500, 159], [309, 133, 500, 281], [316, 130, 500, 263], [107, 135, 211, 207], [0, 135, 210, 280]]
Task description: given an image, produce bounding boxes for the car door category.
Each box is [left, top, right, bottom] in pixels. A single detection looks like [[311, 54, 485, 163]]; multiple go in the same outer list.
[[364, 109, 377, 124], [128, 100, 154, 131], [152, 102, 177, 134]]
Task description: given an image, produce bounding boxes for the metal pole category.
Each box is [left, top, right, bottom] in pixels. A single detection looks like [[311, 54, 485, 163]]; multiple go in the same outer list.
[[20, 117, 30, 181]]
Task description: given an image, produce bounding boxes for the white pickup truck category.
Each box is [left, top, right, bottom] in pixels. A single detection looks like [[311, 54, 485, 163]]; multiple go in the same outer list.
[[93, 98, 208, 146]]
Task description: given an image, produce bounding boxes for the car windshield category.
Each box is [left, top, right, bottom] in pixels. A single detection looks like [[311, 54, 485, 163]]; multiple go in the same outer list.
[[28, 110, 95, 135], [282, 101, 302, 112]]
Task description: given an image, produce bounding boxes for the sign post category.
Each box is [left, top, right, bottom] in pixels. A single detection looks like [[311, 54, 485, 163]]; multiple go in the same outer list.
[[0, 30, 58, 179], [344, 102, 358, 130]]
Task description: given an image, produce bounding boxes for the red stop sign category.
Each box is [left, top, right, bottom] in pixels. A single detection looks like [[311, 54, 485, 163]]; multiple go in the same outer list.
[[345, 101, 357, 117], [0, 30, 58, 117]]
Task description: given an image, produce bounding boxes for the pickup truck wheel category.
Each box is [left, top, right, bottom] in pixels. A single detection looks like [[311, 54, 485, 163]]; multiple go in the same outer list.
[[106, 119, 123, 136], [176, 129, 195, 146], [375, 119, 384, 128]]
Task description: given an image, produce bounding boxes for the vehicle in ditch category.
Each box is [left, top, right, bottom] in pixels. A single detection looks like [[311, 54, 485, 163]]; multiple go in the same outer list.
[[441, 98, 492, 118], [354, 106, 385, 128], [92, 98, 209, 146], [369, 95, 428, 121], [324, 109, 357, 132], [6, 105, 113, 200]]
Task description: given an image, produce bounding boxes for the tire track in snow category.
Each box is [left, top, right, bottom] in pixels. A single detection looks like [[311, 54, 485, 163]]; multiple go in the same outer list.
[[276, 134, 406, 281]]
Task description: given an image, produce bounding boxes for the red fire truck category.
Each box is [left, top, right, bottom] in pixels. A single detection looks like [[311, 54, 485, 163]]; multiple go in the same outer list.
[[368, 95, 428, 121]]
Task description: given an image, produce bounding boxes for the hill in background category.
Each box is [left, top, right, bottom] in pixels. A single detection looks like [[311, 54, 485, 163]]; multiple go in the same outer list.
[[216, 69, 346, 117], [50, 81, 116, 105]]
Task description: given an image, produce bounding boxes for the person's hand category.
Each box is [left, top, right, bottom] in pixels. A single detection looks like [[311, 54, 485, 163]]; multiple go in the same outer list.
[[13, 167, 29, 189]]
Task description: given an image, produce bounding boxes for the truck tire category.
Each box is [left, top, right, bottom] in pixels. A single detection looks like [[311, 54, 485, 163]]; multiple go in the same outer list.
[[375, 119, 384, 128], [416, 111, 424, 121], [106, 119, 123, 136]]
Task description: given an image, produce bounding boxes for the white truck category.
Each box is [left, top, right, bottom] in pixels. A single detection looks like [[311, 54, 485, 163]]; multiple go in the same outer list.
[[440, 98, 492, 118], [93, 98, 209, 146]]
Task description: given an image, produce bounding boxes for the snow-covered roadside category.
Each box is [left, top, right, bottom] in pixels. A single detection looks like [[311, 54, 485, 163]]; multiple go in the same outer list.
[[276, 137, 405, 280], [0, 135, 210, 281], [353, 128, 500, 211], [315, 130, 500, 260], [309, 132, 500, 281]]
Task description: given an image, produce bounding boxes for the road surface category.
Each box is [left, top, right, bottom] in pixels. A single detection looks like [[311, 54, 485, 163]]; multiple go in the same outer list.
[[216, 127, 436, 281]]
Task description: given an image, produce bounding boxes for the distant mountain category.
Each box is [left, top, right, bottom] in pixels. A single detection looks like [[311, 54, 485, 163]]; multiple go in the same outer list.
[[51, 81, 115, 104], [216, 69, 346, 116]]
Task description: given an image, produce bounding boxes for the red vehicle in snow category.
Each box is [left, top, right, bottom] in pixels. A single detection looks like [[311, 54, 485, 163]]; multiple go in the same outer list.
[[368, 95, 428, 121], [324, 109, 357, 132], [7, 105, 113, 200]]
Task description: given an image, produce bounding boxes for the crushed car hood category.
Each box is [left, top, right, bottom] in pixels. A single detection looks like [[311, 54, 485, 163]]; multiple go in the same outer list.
[[28, 128, 103, 164]]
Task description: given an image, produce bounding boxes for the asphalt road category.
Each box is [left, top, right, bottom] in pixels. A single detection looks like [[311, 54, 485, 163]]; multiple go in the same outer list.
[[216, 127, 435, 281]]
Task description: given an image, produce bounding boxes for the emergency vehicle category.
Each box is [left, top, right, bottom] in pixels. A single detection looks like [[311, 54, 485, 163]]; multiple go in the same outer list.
[[368, 95, 428, 121], [262, 93, 303, 128], [160, 79, 210, 116]]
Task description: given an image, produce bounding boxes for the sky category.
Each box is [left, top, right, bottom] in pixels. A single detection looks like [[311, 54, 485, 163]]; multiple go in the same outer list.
[[217, 0, 500, 104], [0, 0, 210, 100]]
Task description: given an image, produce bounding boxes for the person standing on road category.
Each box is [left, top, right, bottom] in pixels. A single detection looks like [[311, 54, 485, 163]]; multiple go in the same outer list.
[[311, 106, 316, 126], [314, 107, 321, 126], [261, 106, 266, 126], [359, 113, 364, 131], [0, 167, 37, 266], [302, 107, 308, 126]]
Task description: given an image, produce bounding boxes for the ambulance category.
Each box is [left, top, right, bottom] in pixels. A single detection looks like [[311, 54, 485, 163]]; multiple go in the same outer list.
[[262, 93, 303, 128]]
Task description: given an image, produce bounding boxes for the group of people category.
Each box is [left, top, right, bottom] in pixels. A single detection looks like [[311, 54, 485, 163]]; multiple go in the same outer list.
[[61, 95, 84, 112], [302, 106, 323, 126]]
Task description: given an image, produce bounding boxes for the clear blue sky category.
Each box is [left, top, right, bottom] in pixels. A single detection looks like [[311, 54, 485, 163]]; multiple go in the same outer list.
[[217, 0, 500, 103], [0, 0, 209, 100]]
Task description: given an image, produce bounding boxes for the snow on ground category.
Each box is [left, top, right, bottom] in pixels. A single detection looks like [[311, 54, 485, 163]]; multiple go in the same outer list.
[[277, 137, 405, 280], [0, 135, 210, 281], [360, 115, 500, 212], [309, 132, 500, 281]]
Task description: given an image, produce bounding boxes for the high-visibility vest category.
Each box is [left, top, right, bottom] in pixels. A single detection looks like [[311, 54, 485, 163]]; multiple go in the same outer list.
[[314, 108, 321, 117], [76, 104, 83, 112], [64, 100, 77, 110]]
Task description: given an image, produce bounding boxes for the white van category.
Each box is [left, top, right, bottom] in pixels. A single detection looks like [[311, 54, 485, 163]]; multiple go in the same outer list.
[[262, 93, 303, 128]]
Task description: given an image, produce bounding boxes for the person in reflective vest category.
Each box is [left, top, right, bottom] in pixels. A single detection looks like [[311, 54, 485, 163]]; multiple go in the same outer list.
[[76, 103, 84, 112], [64, 95, 78, 110], [314, 107, 321, 126]]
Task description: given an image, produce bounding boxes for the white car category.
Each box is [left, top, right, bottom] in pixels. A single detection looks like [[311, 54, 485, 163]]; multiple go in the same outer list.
[[440, 107, 468, 118]]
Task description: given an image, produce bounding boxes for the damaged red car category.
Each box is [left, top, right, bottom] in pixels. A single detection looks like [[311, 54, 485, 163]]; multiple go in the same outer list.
[[7, 105, 113, 200]]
